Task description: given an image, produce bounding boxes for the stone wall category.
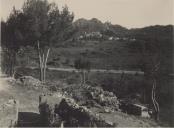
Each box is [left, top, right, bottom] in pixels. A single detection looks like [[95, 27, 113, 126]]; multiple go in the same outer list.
[[39, 93, 116, 127]]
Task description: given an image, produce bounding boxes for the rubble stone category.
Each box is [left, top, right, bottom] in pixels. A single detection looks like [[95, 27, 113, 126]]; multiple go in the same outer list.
[[16, 76, 42, 89], [55, 98, 116, 127], [63, 85, 120, 111], [38, 93, 116, 127]]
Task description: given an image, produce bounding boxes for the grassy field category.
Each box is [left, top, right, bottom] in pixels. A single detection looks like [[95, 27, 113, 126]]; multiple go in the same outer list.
[[16, 39, 173, 76], [17, 40, 143, 70]]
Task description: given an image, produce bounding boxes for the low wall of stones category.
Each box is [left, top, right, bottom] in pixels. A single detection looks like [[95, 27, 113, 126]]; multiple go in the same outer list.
[[39, 93, 116, 127]]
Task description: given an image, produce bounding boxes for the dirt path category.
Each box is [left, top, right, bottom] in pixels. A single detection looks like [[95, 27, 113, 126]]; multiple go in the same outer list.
[[0, 76, 10, 91], [28, 66, 144, 75]]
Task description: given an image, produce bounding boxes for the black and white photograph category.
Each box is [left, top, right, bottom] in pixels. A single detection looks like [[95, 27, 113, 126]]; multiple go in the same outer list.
[[0, 0, 173, 127]]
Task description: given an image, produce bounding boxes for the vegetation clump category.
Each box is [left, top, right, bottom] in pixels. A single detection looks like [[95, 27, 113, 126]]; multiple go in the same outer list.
[[62, 84, 120, 111]]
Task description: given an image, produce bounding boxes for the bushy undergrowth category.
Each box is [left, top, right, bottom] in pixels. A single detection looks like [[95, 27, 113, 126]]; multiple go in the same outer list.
[[62, 84, 120, 111]]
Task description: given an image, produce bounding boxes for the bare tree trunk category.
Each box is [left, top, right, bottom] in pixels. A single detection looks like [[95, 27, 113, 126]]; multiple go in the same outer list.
[[8, 51, 13, 77], [154, 81, 159, 119], [79, 70, 85, 86], [42, 51, 45, 82], [10, 54, 13, 76], [83, 70, 86, 85], [142, 89, 146, 103], [37, 41, 43, 82], [119, 72, 125, 86], [80, 71, 83, 86], [37, 41, 50, 82], [86, 71, 90, 83], [152, 80, 157, 110], [152, 79, 159, 121], [43, 48, 50, 82], [9, 50, 16, 77]]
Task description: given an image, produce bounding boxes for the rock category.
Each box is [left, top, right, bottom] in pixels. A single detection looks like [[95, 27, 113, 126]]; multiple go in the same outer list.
[[63, 85, 120, 111], [14, 72, 23, 79], [103, 107, 114, 113], [38, 93, 116, 127], [55, 98, 116, 127], [39, 102, 56, 126], [49, 85, 58, 92], [16, 76, 42, 88], [38, 92, 66, 126], [85, 85, 120, 111]]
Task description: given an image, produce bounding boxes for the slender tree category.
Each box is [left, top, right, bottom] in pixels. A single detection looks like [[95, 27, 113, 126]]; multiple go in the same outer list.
[[21, 0, 74, 82], [133, 37, 161, 120], [140, 52, 161, 121], [74, 58, 91, 86], [150, 60, 160, 121], [2, 1, 74, 81]]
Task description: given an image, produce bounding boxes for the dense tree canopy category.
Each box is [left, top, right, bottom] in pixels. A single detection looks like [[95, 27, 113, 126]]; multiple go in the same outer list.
[[1, 0, 74, 77], [2, 0, 74, 48], [22, 0, 74, 47]]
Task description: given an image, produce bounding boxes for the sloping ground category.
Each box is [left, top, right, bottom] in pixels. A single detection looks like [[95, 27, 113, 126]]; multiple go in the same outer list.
[[0, 76, 159, 127], [0, 77, 41, 113], [61, 84, 158, 127], [0, 76, 43, 126], [39, 92, 158, 127], [0, 98, 18, 127], [93, 107, 157, 127]]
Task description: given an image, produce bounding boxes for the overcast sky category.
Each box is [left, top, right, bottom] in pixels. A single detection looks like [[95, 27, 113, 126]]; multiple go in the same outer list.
[[0, 0, 173, 28]]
